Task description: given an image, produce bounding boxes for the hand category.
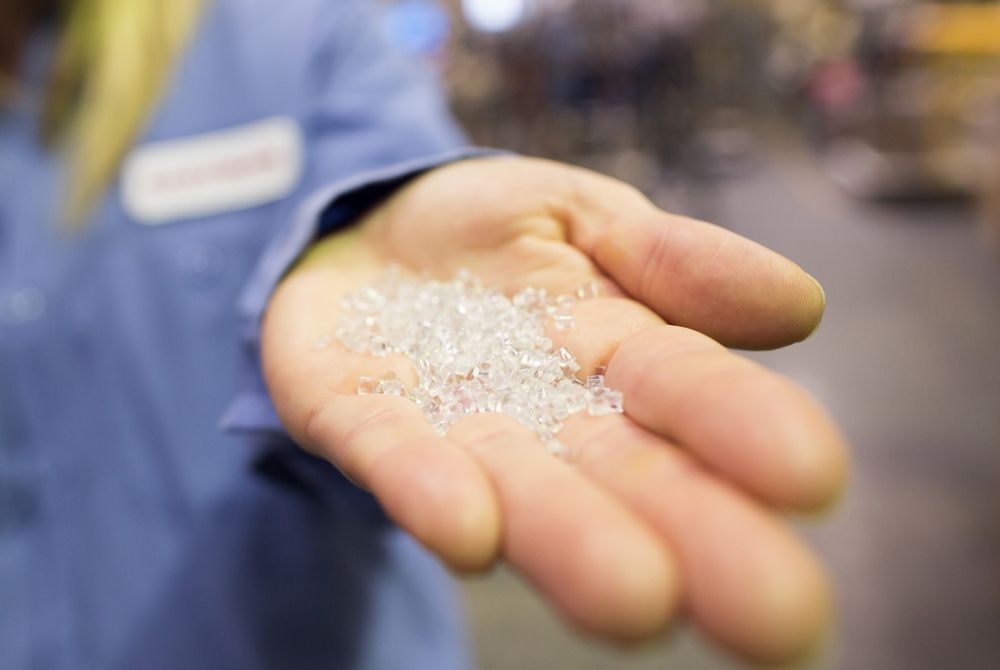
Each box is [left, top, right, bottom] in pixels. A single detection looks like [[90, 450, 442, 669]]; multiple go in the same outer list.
[[262, 157, 848, 664]]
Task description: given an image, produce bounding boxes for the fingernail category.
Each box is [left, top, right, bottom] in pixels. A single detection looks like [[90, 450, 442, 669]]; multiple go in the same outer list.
[[809, 273, 827, 312]]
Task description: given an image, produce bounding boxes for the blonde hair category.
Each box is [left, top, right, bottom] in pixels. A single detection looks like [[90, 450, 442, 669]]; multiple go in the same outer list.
[[44, 0, 204, 226]]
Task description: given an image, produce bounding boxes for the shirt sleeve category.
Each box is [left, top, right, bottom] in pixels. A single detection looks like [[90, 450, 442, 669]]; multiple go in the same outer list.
[[220, 0, 502, 435]]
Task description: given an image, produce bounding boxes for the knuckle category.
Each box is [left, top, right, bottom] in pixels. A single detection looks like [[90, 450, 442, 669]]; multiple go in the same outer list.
[[451, 415, 522, 452]]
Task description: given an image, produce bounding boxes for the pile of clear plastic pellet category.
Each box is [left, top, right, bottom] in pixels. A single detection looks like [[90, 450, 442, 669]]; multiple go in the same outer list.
[[333, 268, 624, 457]]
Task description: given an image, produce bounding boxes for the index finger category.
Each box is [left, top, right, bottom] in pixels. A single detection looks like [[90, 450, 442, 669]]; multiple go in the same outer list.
[[560, 167, 826, 350]]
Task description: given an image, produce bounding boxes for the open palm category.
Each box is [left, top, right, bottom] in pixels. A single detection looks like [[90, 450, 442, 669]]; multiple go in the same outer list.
[[262, 157, 847, 664]]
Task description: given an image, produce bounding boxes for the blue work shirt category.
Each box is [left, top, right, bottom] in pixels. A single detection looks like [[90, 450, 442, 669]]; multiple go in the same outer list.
[[0, 1, 485, 668]]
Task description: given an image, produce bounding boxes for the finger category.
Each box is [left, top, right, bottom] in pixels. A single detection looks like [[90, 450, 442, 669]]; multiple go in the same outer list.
[[302, 394, 502, 572], [560, 166, 826, 350], [559, 415, 832, 665], [610, 324, 848, 511], [547, 298, 848, 512], [448, 414, 679, 640]]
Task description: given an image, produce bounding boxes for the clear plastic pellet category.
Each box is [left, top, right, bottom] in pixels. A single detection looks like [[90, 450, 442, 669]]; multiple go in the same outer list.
[[334, 269, 627, 455], [603, 389, 624, 414], [379, 378, 404, 396], [577, 280, 600, 300], [588, 398, 614, 417], [554, 314, 575, 331], [357, 377, 378, 395]]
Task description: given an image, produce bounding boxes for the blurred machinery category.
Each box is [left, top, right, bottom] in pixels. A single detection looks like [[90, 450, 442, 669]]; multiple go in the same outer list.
[[443, 0, 763, 206], [382, 0, 1000, 243], [770, 0, 1000, 208]]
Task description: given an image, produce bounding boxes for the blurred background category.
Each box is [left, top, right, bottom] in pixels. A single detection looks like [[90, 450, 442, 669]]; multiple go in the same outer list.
[[380, 0, 1000, 668]]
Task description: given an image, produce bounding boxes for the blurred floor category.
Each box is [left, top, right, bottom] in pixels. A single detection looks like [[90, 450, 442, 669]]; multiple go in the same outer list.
[[458, 144, 1000, 670]]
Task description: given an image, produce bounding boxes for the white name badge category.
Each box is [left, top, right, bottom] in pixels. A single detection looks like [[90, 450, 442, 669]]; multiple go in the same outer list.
[[121, 116, 303, 225]]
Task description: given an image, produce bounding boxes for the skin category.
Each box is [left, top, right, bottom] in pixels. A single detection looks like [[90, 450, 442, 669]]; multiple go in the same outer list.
[[262, 156, 849, 665]]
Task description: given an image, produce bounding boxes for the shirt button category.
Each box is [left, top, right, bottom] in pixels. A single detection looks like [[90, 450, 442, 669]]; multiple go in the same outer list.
[[180, 244, 226, 284], [0, 476, 40, 533], [0, 286, 47, 324]]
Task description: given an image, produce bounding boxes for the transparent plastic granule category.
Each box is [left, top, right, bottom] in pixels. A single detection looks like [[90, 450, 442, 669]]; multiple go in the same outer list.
[[334, 268, 625, 455]]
